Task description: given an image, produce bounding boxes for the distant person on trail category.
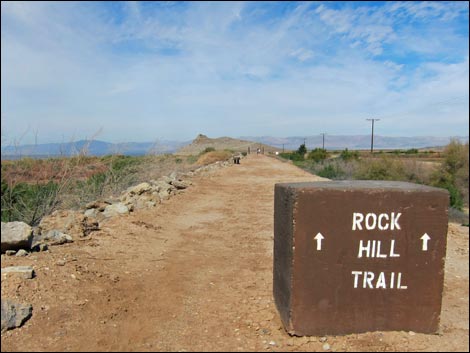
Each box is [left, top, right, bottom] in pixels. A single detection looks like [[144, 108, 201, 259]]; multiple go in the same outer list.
[[257, 148, 261, 155]]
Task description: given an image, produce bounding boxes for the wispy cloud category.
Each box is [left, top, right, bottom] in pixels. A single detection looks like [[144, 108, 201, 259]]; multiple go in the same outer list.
[[1, 1, 468, 144]]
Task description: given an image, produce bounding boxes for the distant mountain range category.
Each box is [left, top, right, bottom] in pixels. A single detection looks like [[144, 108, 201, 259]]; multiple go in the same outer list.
[[1, 135, 468, 159], [240, 135, 469, 151], [1, 139, 190, 159]]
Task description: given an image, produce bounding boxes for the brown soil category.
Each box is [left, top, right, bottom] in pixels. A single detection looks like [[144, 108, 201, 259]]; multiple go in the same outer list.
[[1, 154, 468, 352]]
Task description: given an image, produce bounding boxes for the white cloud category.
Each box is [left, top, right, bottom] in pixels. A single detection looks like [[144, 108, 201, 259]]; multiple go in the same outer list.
[[289, 48, 315, 62], [1, 2, 468, 144]]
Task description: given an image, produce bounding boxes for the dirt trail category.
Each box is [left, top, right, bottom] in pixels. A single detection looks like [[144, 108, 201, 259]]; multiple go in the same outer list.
[[1, 154, 468, 352]]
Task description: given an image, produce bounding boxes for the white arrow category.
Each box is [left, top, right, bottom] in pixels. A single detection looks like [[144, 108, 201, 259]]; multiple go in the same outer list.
[[314, 233, 325, 251], [420, 233, 431, 251]]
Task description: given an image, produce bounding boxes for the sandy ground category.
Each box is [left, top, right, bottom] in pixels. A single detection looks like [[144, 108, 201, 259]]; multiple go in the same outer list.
[[1, 154, 468, 352]]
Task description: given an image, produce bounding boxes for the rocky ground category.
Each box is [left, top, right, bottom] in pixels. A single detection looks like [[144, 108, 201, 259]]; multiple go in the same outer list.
[[1, 154, 468, 352]]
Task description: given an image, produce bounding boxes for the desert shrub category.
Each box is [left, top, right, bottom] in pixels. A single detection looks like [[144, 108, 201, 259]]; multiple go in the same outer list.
[[307, 148, 329, 163], [279, 144, 308, 162], [278, 152, 291, 160], [186, 155, 198, 164], [196, 150, 232, 165], [400, 159, 435, 185], [354, 156, 406, 181], [339, 148, 359, 161], [290, 152, 305, 161], [278, 152, 304, 161], [200, 147, 216, 155], [1, 180, 59, 225], [317, 164, 345, 179], [405, 148, 419, 154], [431, 140, 469, 209]]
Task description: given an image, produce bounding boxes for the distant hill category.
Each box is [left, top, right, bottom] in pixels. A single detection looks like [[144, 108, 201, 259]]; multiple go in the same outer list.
[[240, 135, 469, 151], [1, 139, 189, 159], [176, 134, 277, 155]]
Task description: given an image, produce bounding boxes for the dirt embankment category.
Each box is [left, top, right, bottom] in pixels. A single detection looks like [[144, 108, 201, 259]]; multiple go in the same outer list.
[[1, 154, 468, 352]]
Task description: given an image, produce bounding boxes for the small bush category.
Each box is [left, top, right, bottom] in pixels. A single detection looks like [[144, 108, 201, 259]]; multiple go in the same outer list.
[[200, 147, 216, 155], [186, 155, 198, 164], [290, 153, 305, 161], [354, 156, 406, 181], [431, 140, 469, 210], [196, 150, 232, 165], [339, 148, 359, 161], [307, 148, 328, 163], [317, 164, 345, 179], [1, 180, 60, 225], [405, 148, 419, 154]]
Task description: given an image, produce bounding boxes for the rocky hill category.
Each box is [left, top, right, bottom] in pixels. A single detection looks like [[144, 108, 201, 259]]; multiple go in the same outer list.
[[176, 134, 278, 155]]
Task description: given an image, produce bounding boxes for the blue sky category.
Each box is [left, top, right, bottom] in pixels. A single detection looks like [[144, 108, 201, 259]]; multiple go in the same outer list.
[[1, 1, 469, 144]]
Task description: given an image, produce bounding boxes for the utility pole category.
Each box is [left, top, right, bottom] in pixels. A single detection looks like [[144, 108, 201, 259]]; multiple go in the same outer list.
[[366, 119, 380, 153], [320, 133, 326, 150]]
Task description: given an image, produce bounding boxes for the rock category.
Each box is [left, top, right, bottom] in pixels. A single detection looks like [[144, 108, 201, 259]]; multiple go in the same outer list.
[[34, 230, 73, 247], [103, 203, 129, 218], [158, 191, 171, 201], [5, 250, 16, 256], [15, 249, 29, 257], [322, 343, 331, 351], [1, 266, 35, 279], [1, 222, 33, 253], [84, 208, 99, 218], [125, 182, 152, 196], [171, 180, 190, 190], [85, 200, 110, 211], [1, 299, 33, 333], [151, 180, 174, 194], [37, 243, 48, 252], [319, 337, 328, 343], [39, 210, 97, 238]]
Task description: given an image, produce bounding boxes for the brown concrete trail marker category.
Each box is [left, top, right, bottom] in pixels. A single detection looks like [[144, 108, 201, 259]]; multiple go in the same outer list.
[[273, 180, 449, 336]]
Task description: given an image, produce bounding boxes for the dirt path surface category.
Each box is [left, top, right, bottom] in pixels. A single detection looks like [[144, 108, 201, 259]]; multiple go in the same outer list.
[[2, 155, 469, 352]]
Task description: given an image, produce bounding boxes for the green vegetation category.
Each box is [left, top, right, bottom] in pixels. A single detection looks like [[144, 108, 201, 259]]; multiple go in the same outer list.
[[339, 148, 359, 161], [316, 164, 345, 179], [307, 148, 328, 163], [1, 180, 59, 225], [430, 139, 469, 211], [278, 141, 469, 215], [200, 147, 216, 155], [296, 143, 307, 156], [1, 153, 202, 225], [353, 156, 406, 181]]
